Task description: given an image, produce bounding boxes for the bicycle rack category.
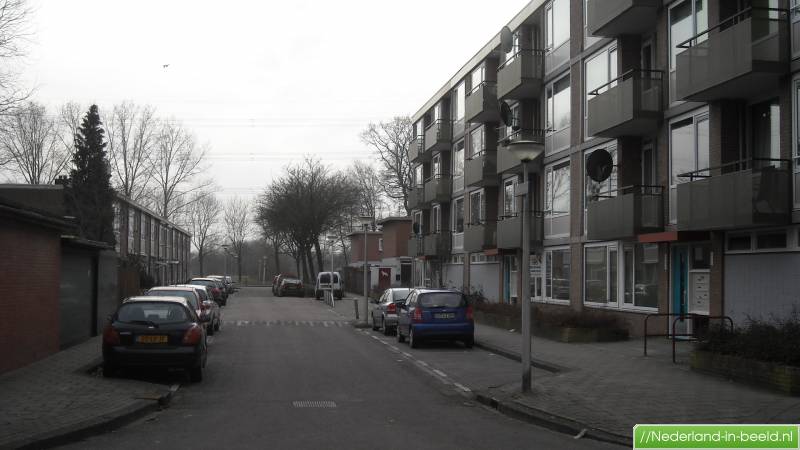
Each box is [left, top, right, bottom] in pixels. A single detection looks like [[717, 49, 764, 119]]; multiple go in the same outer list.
[[643, 313, 734, 363]]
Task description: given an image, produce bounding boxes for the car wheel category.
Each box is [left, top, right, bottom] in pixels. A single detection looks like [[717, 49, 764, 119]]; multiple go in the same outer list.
[[382, 318, 391, 336], [207, 324, 215, 336], [464, 336, 474, 349], [396, 325, 405, 343], [409, 326, 420, 349], [102, 361, 116, 378], [189, 364, 203, 383]]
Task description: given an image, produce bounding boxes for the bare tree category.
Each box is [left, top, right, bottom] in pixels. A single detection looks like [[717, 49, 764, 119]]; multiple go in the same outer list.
[[0, 0, 32, 115], [0, 102, 70, 184], [360, 116, 414, 215], [107, 102, 157, 202], [348, 160, 387, 227], [188, 189, 221, 275], [224, 196, 251, 282], [150, 121, 207, 221]]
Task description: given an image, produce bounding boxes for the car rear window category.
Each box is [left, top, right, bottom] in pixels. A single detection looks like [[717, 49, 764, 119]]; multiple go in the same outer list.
[[147, 290, 198, 309], [118, 302, 189, 324], [332, 274, 339, 283], [419, 293, 465, 308], [392, 289, 410, 301], [191, 279, 213, 287], [319, 273, 331, 283]]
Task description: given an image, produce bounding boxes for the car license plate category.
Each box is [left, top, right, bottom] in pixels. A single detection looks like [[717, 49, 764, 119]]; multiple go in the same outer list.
[[137, 335, 168, 344], [435, 313, 455, 319]]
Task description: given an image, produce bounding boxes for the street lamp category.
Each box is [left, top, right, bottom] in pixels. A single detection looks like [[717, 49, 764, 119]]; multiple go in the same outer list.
[[357, 215, 374, 327], [507, 139, 543, 394], [326, 235, 336, 306]]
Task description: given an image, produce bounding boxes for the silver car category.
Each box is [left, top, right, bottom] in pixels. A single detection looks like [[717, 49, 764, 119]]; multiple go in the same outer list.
[[370, 288, 411, 335]]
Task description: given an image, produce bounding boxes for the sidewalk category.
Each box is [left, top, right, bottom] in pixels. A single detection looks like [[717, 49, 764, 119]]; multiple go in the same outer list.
[[473, 323, 800, 442], [0, 336, 174, 449]]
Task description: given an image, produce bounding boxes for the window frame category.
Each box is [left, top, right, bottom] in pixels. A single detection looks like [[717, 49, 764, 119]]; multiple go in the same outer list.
[[539, 245, 571, 305], [584, 43, 618, 140], [668, 106, 710, 224]]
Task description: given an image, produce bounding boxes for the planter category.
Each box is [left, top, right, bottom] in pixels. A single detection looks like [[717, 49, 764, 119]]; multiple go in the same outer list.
[[474, 311, 628, 343], [691, 350, 800, 396]]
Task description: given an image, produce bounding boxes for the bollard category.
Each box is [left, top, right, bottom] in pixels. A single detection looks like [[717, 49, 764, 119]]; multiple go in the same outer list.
[[353, 298, 359, 320]]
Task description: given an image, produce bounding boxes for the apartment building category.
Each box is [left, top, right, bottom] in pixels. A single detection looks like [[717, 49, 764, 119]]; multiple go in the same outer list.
[[113, 194, 191, 285], [407, 0, 798, 334]]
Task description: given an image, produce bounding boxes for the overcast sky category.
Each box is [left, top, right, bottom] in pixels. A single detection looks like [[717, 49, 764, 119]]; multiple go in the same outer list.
[[22, 0, 529, 200]]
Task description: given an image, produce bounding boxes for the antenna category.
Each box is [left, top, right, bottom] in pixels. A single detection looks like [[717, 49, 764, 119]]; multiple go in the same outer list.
[[585, 149, 615, 183], [499, 102, 513, 127], [500, 26, 513, 53]]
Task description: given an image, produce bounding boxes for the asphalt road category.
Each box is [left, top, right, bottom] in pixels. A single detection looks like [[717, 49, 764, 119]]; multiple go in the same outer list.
[[61, 287, 621, 450]]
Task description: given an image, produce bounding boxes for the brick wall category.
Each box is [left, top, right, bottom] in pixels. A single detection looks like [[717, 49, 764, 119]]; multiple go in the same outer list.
[[0, 218, 61, 374], [350, 232, 382, 263], [381, 221, 412, 258]]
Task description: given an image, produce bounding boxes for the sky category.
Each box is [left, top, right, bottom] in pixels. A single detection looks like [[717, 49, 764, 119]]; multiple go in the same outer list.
[[22, 0, 530, 200]]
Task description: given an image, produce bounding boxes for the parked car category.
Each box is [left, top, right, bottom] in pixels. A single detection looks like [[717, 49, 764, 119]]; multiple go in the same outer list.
[[102, 296, 208, 382], [314, 271, 343, 300], [189, 278, 226, 306], [144, 286, 204, 322], [277, 277, 304, 297], [206, 277, 229, 303], [370, 288, 411, 335], [177, 284, 221, 335], [396, 289, 474, 349], [207, 275, 234, 295], [273, 274, 297, 295]]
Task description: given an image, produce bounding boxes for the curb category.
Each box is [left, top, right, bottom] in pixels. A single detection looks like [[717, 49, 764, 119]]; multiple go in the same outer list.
[[4, 384, 179, 450], [474, 340, 568, 374], [474, 392, 630, 447]]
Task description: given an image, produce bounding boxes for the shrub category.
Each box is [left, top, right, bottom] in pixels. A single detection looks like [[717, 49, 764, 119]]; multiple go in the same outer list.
[[698, 311, 800, 367], [472, 297, 624, 331]]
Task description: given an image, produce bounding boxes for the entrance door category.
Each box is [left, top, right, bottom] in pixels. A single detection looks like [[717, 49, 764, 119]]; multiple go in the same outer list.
[[671, 246, 689, 336], [378, 268, 391, 291]]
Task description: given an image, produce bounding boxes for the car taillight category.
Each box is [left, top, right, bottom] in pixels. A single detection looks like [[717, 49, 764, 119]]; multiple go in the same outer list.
[[182, 325, 203, 345], [387, 303, 396, 314], [212, 288, 220, 296], [466, 305, 474, 321], [412, 307, 423, 323], [103, 324, 120, 345]]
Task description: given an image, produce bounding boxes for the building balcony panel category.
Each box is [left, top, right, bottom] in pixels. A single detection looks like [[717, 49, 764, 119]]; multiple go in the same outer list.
[[675, 12, 789, 102], [424, 120, 452, 152], [498, 50, 544, 100], [496, 130, 545, 175], [407, 186, 424, 210], [424, 175, 452, 204], [587, 186, 664, 241], [409, 137, 427, 163], [407, 237, 424, 257], [424, 232, 451, 257], [587, 0, 660, 38], [496, 213, 543, 249], [465, 152, 498, 187], [463, 222, 497, 253], [465, 82, 501, 124], [587, 70, 662, 138]]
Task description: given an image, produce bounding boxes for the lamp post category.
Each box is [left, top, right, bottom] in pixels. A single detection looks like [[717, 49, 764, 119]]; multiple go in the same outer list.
[[326, 235, 336, 306], [221, 244, 229, 279], [358, 215, 374, 326], [507, 139, 543, 394]]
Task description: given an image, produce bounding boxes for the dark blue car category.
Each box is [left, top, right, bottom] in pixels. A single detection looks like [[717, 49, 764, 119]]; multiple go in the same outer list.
[[396, 289, 474, 349]]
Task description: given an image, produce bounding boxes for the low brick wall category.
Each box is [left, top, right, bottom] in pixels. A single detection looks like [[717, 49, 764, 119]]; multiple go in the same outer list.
[[474, 311, 628, 343], [691, 350, 800, 396]]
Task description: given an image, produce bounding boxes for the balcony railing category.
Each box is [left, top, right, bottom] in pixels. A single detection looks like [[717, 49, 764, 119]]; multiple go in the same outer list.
[[465, 151, 498, 187], [407, 185, 424, 210], [424, 174, 452, 204], [465, 82, 501, 124], [407, 236, 424, 257], [424, 119, 452, 152], [497, 49, 545, 100], [496, 129, 545, 174], [676, 158, 791, 231], [463, 221, 497, 253], [675, 7, 789, 101], [587, 0, 660, 38], [586, 185, 664, 241], [424, 231, 451, 257], [587, 70, 662, 138], [496, 212, 543, 249], [409, 136, 426, 162]]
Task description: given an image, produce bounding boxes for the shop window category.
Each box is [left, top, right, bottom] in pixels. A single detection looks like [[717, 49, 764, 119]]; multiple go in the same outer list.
[[727, 234, 752, 251]]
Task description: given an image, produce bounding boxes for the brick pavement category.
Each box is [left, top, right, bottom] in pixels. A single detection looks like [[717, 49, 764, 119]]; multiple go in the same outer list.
[[474, 323, 800, 439], [0, 336, 172, 449]]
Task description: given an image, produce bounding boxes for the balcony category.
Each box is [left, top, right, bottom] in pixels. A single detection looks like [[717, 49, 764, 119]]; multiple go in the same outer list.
[[496, 129, 545, 174], [424, 232, 451, 257], [409, 136, 427, 163], [407, 185, 424, 210], [424, 120, 451, 153], [496, 213, 543, 249], [587, 0, 660, 38], [465, 151, 497, 188], [675, 8, 789, 102], [407, 237, 424, 257], [463, 222, 497, 253], [465, 82, 501, 124], [497, 50, 545, 100], [676, 159, 791, 231], [424, 174, 452, 204], [587, 70, 662, 138], [586, 186, 664, 241]]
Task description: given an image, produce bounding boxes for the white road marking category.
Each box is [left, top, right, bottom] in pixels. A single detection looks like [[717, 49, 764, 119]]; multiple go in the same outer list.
[[453, 383, 471, 393], [432, 369, 447, 378], [401, 352, 412, 358], [417, 361, 428, 367]]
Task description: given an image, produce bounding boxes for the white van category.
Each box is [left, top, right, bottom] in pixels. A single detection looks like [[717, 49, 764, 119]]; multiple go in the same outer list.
[[315, 272, 343, 300]]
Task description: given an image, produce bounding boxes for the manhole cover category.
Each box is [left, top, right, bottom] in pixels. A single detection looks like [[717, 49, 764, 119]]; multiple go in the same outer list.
[[292, 400, 337, 408]]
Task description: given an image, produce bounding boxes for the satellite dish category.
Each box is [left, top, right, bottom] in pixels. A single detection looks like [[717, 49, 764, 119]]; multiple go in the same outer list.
[[499, 102, 513, 127], [586, 149, 614, 183], [412, 222, 420, 235], [500, 26, 513, 53]]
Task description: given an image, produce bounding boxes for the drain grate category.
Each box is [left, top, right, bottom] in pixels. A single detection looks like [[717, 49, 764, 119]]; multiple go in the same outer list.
[[292, 400, 337, 408]]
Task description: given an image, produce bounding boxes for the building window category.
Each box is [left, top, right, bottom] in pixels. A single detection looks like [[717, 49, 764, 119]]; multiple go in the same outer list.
[[432, 153, 442, 177], [503, 177, 517, 217], [669, 0, 708, 104], [545, 0, 570, 51], [756, 230, 787, 250], [469, 127, 485, 158], [453, 197, 465, 234], [113, 202, 121, 253], [584, 145, 618, 234], [584, 44, 618, 139], [546, 74, 570, 154], [413, 211, 423, 235], [431, 205, 441, 233], [727, 233, 752, 251], [453, 140, 465, 187], [504, 29, 521, 64], [794, 77, 800, 209], [128, 208, 136, 255], [470, 64, 485, 93], [669, 109, 709, 223], [622, 243, 659, 309], [544, 247, 571, 302], [151, 220, 157, 256], [469, 190, 485, 225], [544, 160, 570, 238], [453, 81, 465, 135], [583, 0, 601, 49], [414, 164, 424, 186], [378, 238, 384, 252], [584, 243, 617, 305]]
